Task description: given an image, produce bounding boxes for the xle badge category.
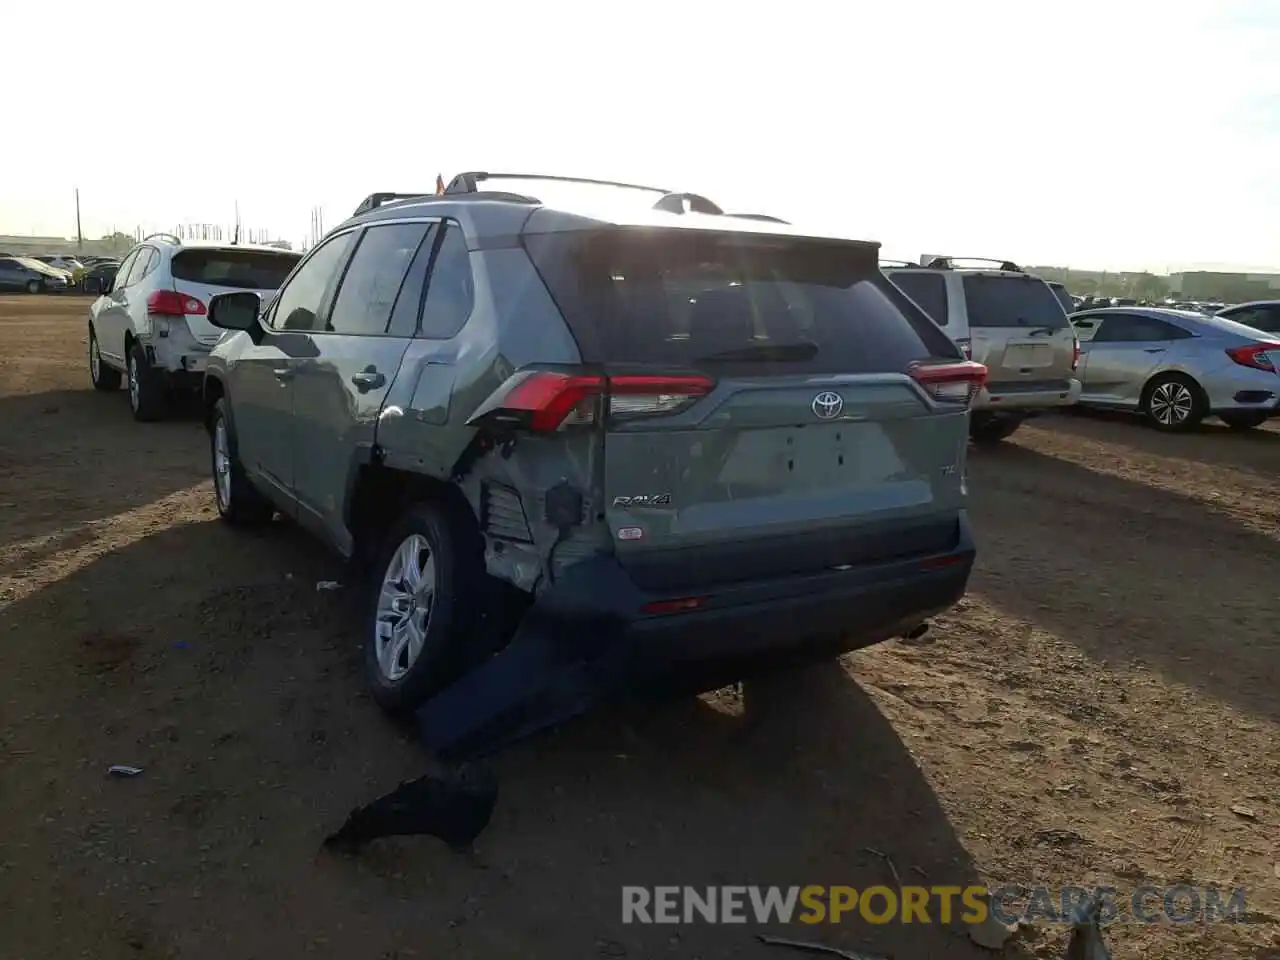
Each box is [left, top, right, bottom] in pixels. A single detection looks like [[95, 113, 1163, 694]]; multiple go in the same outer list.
[[613, 494, 672, 507]]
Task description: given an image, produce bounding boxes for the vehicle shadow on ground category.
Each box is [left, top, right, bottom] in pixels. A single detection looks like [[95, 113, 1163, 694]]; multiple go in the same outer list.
[[1042, 410, 1280, 476], [0, 387, 206, 551], [0, 518, 1000, 960], [967, 443, 1279, 724]]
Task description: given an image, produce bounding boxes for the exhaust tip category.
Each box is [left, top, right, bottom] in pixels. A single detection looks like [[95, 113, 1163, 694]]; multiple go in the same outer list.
[[903, 622, 931, 642]]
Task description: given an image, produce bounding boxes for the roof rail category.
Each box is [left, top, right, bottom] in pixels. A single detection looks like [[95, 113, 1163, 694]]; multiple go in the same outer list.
[[652, 192, 724, 215], [142, 232, 181, 245], [352, 192, 431, 217], [922, 256, 1024, 272], [879, 258, 916, 268], [443, 171, 672, 196]]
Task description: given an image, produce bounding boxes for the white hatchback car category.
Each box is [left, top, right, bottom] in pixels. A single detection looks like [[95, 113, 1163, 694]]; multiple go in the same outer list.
[[87, 234, 301, 420]]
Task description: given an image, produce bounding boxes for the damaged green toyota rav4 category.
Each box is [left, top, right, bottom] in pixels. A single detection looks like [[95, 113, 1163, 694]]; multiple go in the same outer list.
[[202, 172, 984, 732]]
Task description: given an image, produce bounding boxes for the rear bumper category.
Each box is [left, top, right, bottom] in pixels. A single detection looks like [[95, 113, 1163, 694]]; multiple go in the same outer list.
[[1203, 367, 1280, 415], [603, 512, 973, 681], [975, 377, 1081, 411]]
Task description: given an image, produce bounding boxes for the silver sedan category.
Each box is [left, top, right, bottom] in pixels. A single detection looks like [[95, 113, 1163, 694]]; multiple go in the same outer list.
[[1068, 307, 1280, 431]]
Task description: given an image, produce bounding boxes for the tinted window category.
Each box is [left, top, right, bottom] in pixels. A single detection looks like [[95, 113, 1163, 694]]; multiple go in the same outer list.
[[122, 248, 153, 287], [1223, 306, 1280, 333], [961, 275, 1069, 328], [171, 249, 301, 291], [385, 224, 439, 337], [420, 225, 475, 339], [270, 233, 357, 332], [327, 223, 431, 335], [1093, 314, 1190, 342], [1048, 283, 1074, 314], [524, 228, 958, 374], [111, 250, 139, 290], [887, 271, 949, 326]]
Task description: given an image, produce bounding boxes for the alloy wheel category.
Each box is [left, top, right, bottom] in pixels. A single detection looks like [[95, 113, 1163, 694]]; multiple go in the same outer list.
[[373, 534, 437, 682]]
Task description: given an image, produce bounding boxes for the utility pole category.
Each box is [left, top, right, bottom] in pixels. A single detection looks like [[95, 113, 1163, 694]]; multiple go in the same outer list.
[[74, 188, 83, 251], [233, 200, 241, 245]]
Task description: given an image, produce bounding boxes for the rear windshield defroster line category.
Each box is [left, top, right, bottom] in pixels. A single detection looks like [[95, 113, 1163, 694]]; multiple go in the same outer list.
[[522, 227, 960, 375]]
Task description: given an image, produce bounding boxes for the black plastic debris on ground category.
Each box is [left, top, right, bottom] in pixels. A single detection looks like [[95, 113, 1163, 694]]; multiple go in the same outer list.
[[324, 764, 498, 853], [325, 555, 642, 852]]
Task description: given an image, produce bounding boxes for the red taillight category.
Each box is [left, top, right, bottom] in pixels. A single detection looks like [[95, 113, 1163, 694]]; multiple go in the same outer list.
[[473, 371, 715, 433], [146, 290, 206, 317], [1071, 337, 1081, 371], [1226, 343, 1280, 373], [909, 360, 988, 407], [641, 596, 706, 615]]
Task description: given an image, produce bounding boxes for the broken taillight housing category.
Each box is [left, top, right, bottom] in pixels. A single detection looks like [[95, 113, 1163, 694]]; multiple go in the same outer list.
[[909, 360, 988, 408], [468, 370, 715, 433]]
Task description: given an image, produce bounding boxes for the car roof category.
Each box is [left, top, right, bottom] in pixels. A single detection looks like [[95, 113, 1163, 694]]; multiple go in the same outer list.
[[1221, 299, 1280, 310], [338, 190, 881, 251]]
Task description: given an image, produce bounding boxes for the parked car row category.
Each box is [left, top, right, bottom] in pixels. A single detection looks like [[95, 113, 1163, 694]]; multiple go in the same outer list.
[[0, 255, 72, 293], [72, 176, 1277, 727]]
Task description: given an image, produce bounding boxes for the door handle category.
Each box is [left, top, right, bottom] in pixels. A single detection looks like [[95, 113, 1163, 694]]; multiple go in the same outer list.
[[351, 369, 386, 392], [272, 367, 295, 381]]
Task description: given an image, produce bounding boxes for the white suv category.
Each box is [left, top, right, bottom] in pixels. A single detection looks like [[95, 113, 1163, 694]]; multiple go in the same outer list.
[[87, 235, 301, 421], [883, 257, 1082, 443]]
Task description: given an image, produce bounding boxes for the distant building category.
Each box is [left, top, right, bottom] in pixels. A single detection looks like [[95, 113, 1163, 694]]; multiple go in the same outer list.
[[1166, 272, 1280, 303]]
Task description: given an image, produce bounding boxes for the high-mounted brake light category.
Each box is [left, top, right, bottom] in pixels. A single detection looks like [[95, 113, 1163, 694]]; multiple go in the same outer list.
[[470, 370, 715, 433], [147, 289, 206, 317], [1226, 343, 1280, 373], [909, 360, 988, 407]]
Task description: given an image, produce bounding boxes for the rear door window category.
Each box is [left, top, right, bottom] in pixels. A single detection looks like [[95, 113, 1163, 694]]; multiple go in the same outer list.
[[326, 222, 431, 335], [961, 275, 1070, 328], [887, 271, 949, 325], [171, 249, 301, 290], [1093, 314, 1191, 342], [523, 228, 958, 374]]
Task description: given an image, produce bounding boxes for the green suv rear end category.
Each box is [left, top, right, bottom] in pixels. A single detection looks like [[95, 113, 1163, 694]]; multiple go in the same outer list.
[[203, 173, 984, 721]]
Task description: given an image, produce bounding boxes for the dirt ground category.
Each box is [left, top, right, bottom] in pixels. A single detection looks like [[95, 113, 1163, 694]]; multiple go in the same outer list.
[[0, 294, 1276, 960]]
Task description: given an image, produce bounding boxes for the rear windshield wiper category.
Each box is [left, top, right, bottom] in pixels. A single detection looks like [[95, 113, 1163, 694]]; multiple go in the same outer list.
[[692, 342, 819, 363]]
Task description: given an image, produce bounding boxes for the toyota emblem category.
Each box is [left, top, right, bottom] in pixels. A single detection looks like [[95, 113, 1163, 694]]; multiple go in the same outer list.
[[811, 391, 844, 420]]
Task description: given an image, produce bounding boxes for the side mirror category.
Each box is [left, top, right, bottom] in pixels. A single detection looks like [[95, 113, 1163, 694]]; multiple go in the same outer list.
[[208, 291, 262, 331]]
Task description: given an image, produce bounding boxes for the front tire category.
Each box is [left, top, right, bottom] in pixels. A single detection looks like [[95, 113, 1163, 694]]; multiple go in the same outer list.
[[25, 279, 40, 294], [970, 413, 1024, 444], [126, 342, 169, 422], [88, 327, 121, 391], [1142, 373, 1205, 432], [365, 503, 482, 715], [211, 399, 274, 526]]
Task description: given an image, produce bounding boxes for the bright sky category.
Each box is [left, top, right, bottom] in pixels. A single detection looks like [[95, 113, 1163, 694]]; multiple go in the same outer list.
[[2, 0, 1276, 272]]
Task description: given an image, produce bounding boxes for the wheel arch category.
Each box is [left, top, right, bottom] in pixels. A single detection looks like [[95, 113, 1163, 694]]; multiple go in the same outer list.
[[1139, 366, 1209, 410]]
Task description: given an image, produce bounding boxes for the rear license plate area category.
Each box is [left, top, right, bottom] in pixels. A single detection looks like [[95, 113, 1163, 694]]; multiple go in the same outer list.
[[1004, 343, 1053, 367]]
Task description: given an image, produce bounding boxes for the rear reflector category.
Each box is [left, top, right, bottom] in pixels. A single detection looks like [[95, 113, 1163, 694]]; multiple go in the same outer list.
[[471, 370, 715, 433], [909, 360, 988, 407], [641, 596, 706, 615], [1226, 343, 1280, 373], [147, 289, 206, 317]]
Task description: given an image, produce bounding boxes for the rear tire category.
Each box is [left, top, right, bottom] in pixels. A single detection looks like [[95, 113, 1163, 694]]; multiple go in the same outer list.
[[364, 502, 483, 715], [126, 341, 169, 422], [211, 399, 274, 526], [1142, 373, 1205, 432], [969, 414, 1024, 444], [88, 327, 121, 391], [1220, 411, 1268, 430]]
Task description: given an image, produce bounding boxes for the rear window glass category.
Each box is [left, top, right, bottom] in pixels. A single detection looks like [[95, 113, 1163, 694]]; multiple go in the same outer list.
[[171, 249, 301, 290], [962, 275, 1070, 328], [887, 271, 949, 326], [523, 228, 959, 374]]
